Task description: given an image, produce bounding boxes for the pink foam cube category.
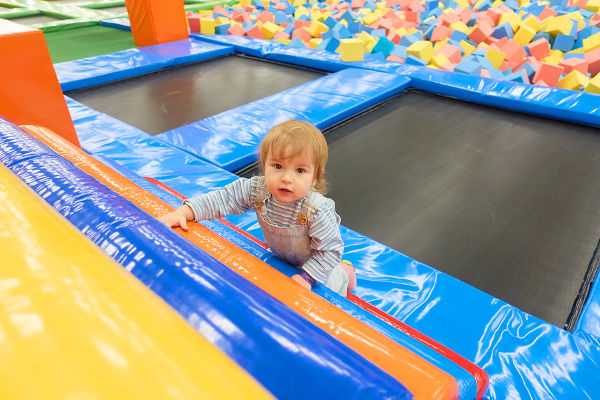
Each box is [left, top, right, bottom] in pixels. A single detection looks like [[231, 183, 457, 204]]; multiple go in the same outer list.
[[439, 43, 463, 64], [246, 25, 265, 39], [227, 24, 246, 36], [431, 25, 453, 41], [532, 62, 564, 87], [187, 15, 202, 33], [291, 27, 311, 43], [469, 23, 494, 44], [527, 38, 551, 60], [584, 47, 600, 75], [560, 57, 589, 74]]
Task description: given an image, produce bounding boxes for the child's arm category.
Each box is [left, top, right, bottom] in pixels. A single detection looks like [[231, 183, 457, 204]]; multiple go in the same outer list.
[[158, 178, 253, 229], [296, 200, 344, 287]]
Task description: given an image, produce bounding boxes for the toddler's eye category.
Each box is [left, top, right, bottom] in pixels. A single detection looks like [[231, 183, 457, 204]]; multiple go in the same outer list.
[[274, 163, 282, 169], [297, 168, 305, 173]]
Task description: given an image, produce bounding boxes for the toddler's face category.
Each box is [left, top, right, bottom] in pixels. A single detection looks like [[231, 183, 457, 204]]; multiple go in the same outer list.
[[264, 147, 317, 203]]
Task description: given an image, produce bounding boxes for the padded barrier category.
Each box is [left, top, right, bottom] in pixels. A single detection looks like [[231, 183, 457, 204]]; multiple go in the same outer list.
[[157, 68, 411, 171], [0, 117, 415, 400], [20, 122, 465, 400], [0, 163, 272, 400], [56, 38, 233, 92]]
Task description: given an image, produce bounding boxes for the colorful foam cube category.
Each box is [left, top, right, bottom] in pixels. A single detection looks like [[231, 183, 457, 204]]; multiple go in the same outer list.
[[532, 62, 564, 86], [455, 58, 482, 75], [558, 70, 589, 90], [553, 34, 575, 52], [584, 47, 600, 75], [513, 24, 536, 46], [372, 36, 395, 57], [559, 56, 589, 74], [407, 40, 434, 62], [485, 47, 506, 69], [527, 38, 551, 60], [339, 38, 364, 61], [188, 15, 202, 33], [583, 72, 600, 94], [468, 23, 494, 43]]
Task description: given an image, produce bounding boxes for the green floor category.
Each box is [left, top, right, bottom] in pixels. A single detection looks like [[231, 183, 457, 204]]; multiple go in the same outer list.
[[44, 25, 136, 63]]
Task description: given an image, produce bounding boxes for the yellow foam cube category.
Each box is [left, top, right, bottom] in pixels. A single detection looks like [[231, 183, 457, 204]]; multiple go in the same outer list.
[[261, 21, 282, 39], [522, 15, 541, 32], [450, 21, 469, 33], [311, 10, 324, 21], [215, 16, 230, 25], [584, 73, 600, 94], [275, 38, 291, 45], [376, 1, 387, 10], [513, 24, 536, 46], [200, 18, 216, 35], [544, 16, 574, 37], [583, 32, 600, 52], [407, 41, 434, 62], [309, 20, 328, 37], [309, 38, 322, 49], [585, 0, 600, 12], [558, 70, 589, 90], [433, 38, 449, 51], [518, 0, 531, 7], [485, 47, 506, 69], [294, 6, 309, 17], [238, 0, 251, 5], [430, 53, 450, 68], [339, 38, 364, 62], [460, 40, 476, 56], [492, 0, 503, 6], [196, 10, 213, 15], [542, 49, 564, 65], [498, 12, 521, 32], [363, 13, 378, 25]]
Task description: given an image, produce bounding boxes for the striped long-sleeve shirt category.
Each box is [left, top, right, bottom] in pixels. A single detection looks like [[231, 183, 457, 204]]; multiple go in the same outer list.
[[184, 177, 344, 284]]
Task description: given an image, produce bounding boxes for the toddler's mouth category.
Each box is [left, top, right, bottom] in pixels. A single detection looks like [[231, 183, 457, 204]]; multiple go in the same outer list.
[[279, 188, 292, 193]]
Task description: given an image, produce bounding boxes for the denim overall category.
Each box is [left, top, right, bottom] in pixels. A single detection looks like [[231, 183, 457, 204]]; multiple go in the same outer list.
[[251, 179, 349, 295]]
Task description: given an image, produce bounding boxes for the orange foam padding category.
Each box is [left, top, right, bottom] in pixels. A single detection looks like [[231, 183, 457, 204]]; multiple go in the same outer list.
[[125, 0, 189, 46], [23, 124, 460, 400], [0, 20, 79, 147]]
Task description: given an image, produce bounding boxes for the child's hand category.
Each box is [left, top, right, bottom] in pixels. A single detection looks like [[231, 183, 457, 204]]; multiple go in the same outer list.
[[291, 274, 312, 290], [158, 205, 194, 231]]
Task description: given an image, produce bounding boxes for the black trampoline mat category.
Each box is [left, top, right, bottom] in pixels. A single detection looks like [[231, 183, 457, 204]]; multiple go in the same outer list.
[[8, 14, 66, 25], [67, 55, 324, 135], [241, 91, 600, 328]]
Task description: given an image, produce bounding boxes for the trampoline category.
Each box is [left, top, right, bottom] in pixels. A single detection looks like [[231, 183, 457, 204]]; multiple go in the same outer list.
[[67, 55, 325, 135], [44, 25, 135, 63], [5, 13, 69, 26], [239, 90, 600, 328]]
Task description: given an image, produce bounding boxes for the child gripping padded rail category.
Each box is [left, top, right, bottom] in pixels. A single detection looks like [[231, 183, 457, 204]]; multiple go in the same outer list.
[[158, 119, 356, 295]]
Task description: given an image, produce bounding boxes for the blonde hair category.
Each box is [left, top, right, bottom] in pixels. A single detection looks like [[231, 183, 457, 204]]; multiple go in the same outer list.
[[260, 119, 328, 193]]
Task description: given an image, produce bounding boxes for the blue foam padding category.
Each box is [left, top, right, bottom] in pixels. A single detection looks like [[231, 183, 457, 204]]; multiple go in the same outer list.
[[190, 33, 278, 58], [573, 243, 600, 347], [157, 68, 411, 171], [406, 67, 600, 127], [65, 97, 237, 190], [100, 17, 131, 30], [0, 117, 413, 400], [56, 39, 233, 92]]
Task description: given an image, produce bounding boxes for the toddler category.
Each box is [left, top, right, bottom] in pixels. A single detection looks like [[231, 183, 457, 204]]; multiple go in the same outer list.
[[158, 119, 356, 295]]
